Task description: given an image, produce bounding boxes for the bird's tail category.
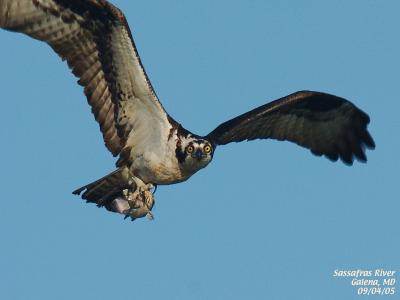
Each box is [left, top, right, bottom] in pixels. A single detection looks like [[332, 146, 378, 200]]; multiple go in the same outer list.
[[73, 167, 133, 212]]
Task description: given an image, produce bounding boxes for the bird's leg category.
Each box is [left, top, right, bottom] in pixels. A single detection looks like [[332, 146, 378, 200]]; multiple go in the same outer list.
[[122, 176, 155, 220], [127, 176, 153, 198]]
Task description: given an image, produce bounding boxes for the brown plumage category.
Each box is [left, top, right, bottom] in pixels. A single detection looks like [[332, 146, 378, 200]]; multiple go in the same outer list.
[[207, 91, 375, 165], [0, 1, 375, 220], [0, 0, 167, 156]]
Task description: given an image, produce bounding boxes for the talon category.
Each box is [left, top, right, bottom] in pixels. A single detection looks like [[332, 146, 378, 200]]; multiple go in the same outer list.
[[120, 176, 156, 220], [146, 212, 154, 220], [132, 201, 141, 209]]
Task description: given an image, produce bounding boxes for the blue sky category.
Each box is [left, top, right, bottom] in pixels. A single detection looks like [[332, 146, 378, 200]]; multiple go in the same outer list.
[[0, 1, 399, 299]]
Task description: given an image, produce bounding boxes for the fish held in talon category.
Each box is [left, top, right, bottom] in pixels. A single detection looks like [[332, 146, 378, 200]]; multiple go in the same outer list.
[[0, 0, 375, 220]]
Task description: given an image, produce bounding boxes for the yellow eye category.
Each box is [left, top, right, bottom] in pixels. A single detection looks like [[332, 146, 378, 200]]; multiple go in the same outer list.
[[186, 145, 194, 153], [204, 144, 212, 154]]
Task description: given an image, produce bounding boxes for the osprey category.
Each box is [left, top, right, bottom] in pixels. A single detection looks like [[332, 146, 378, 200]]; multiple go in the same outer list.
[[0, 0, 375, 220]]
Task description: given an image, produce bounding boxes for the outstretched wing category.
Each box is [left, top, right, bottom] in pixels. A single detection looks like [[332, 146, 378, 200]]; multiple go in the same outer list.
[[207, 91, 375, 165], [0, 0, 172, 157]]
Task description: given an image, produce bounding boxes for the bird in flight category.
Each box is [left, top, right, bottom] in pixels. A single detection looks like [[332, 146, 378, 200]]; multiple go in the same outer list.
[[0, 0, 375, 220]]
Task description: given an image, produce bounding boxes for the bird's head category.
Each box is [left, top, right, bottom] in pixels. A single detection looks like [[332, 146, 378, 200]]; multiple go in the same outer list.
[[176, 136, 215, 172]]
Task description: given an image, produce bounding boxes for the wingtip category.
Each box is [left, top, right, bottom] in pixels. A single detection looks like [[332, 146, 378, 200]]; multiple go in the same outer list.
[[365, 134, 376, 150], [72, 187, 85, 195]]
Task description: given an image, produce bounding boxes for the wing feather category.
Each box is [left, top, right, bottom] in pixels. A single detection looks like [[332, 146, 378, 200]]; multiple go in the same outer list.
[[0, 0, 171, 156], [207, 91, 375, 165]]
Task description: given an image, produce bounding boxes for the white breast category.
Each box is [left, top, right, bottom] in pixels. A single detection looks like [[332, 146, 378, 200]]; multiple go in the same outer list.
[[128, 128, 191, 184]]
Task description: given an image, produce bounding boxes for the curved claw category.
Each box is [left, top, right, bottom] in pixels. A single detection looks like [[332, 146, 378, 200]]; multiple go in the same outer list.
[[120, 177, 156, 220], [146, 212, 154, 220]]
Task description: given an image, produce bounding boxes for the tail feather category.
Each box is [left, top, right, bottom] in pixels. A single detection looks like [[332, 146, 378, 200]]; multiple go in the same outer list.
[[73, 167, 133, 208]]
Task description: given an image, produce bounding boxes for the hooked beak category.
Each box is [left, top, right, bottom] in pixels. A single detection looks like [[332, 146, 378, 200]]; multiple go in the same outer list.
[[192, 149, 203, 161]]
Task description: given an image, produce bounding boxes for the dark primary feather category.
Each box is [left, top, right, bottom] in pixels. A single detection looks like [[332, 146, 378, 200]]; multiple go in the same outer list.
[[207, 91, 375, 165], [0, 0, 166, 156]]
